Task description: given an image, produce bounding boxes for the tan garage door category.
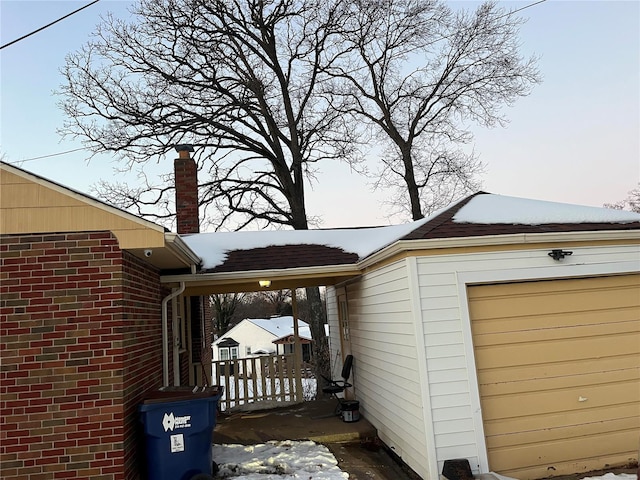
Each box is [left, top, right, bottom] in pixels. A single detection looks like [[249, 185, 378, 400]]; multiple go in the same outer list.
[[468, 274, 640, 479]]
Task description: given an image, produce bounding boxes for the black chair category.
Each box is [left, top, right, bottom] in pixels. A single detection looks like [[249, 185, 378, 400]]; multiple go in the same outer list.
[[321, 354, 353, 415]]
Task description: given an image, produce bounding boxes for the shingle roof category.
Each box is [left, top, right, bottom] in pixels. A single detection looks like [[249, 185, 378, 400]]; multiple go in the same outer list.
[[402, 192, 640, 240], [201, 244, 358, 273], [194, 192, 640, 274]]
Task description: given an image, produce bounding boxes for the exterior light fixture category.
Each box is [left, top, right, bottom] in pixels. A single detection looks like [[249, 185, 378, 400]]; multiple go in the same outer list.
[[259, 280, 271, 288], [548, 249, 573, 261]]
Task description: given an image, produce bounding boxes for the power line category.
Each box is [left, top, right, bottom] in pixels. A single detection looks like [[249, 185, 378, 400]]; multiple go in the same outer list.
[[0, 0, 101, 50], [508, 0, 548, 17], [7, 148, 87, 164]]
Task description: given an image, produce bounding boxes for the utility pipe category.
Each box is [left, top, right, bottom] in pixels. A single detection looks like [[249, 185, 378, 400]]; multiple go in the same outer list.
[[161, 282, 185, 387]]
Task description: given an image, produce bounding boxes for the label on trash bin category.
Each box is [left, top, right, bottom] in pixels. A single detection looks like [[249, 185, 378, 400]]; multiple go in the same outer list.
[[162, 412, 192, 432], [170, 433, 185, 453]]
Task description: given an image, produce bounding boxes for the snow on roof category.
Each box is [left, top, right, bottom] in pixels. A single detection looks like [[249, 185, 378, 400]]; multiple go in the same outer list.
[[453, 194, 640, 225], [182, 217, 430, 270], [249, 316, 313, 340], [183, 193, 640, 270]]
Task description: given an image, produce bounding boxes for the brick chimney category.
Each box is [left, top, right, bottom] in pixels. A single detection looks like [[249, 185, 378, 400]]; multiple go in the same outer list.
[[174, 144, 199, 234]]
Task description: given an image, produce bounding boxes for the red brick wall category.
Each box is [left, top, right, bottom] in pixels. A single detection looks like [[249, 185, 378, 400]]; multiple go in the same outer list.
[[121, 251, 164, 478], [174, 156, 199, 235], [0, 232, 164, 480]]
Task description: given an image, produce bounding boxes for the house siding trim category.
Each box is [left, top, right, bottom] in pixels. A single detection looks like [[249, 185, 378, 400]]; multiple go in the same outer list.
[[406, 257, 439, 480], [359, 232, 640, 273], [456, 259, 640, 473]]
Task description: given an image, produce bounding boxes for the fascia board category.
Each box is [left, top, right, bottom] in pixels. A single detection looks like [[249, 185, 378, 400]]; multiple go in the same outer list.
[[161, 263, 361, 285], [165, 233, 202, 268], [358, 230, 640, 269]]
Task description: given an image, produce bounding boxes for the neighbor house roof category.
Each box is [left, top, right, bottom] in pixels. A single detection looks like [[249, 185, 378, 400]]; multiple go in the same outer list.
[[212, 317, 313, 350], [249, 316, 312, 341]]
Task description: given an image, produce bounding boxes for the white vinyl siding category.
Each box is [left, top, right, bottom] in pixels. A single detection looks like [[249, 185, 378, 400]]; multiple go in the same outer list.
[[414, 244, 640, 474], [329, 243, 639, 480], [338, 260, 431, 478], [325, 286, 343, 374]]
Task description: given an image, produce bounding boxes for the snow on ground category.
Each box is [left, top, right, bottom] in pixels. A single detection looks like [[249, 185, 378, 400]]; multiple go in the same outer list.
[[581, 475, 637, 480], [213, 440, 348, 480], [494, 473, 637, 480], [212, 440, 637, 480]]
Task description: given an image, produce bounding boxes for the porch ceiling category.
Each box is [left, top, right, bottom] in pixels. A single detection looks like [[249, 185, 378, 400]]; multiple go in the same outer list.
[[160, 264, 361, 295]]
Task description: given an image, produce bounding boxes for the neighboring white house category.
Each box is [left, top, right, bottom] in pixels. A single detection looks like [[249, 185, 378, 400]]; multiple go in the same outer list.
[[212, 316, 314, 367]]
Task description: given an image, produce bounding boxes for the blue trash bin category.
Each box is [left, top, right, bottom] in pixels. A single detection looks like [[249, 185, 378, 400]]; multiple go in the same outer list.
[[139, 386, 223, 480]]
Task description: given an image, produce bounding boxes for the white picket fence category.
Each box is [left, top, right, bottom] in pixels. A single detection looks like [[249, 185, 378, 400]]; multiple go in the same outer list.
[[212, 353, 316, 412]]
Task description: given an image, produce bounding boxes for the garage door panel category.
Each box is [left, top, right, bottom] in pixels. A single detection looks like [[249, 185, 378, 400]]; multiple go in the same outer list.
[[489, 429, 638, 473], [478, 364, 639, 396], [502, 452, 638, 480], [481, 379, 639, 419], [468, 274, 640, 479], [484, 402, 640, 440], [472, 307, 639, 336], [473, 317, 639, 345], [470, 282, 639, 321], [478, 355, 639, 386], [475, 331, 639, 368]]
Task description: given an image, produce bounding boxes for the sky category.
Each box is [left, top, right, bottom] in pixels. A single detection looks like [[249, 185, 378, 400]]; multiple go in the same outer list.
[[1, 0, 639, 229]]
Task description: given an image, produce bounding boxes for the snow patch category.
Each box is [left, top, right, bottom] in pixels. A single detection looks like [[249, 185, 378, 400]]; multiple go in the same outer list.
[[213, 440, 348, 480], [453, 194, 640, 225], [182, 218, 430, 270]]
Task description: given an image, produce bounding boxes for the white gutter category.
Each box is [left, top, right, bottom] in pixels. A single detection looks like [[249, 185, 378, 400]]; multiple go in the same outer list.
[[161, 282, 185, 387], [165, 233, 202, 273], [358, 230, 640, 269], [160, 263, 360, 285]]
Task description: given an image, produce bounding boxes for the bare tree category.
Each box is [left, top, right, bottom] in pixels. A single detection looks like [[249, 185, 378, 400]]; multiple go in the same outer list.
[[58, 0, 540, 380], [329, 0, 541, 219], [59, 0, 357, 230], [59, 0, 353, 378], [211, 293, 244, 336], [605, 185, 640, 213]]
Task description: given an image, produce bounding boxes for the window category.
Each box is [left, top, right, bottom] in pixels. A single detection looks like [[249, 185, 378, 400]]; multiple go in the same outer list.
[[246, 346, 252, 356], [219, 346, 238, 361], [219, 347, 230, 361]]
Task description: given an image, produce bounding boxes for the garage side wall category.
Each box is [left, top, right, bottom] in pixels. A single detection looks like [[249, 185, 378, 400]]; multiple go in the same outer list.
[[413, 244, 640, 475], [332, 261, 431, 478]]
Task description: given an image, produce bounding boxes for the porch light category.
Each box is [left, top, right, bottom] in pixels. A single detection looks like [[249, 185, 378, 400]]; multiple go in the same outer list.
[[259, 280, 271, 288]]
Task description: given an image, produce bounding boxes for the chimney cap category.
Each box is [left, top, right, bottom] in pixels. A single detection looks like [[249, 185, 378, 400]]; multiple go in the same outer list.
[[175, 144, 194, 153]]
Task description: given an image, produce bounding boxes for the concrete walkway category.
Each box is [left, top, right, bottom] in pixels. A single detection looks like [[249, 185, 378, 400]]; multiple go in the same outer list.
[[213, 398, 420, 480]]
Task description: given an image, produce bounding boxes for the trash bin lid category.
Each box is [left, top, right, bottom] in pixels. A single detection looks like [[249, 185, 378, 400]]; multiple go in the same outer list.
[[141, 386, 224, 405]]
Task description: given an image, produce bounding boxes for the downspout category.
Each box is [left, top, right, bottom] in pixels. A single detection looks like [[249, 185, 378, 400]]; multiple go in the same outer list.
[[162, 282, 185, 387]]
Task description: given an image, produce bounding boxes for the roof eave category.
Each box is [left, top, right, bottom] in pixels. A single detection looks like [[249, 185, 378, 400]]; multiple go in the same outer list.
[[358, 229, 640, 268], [161, 263, 361, 295], [164, 233, 202, 270]]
